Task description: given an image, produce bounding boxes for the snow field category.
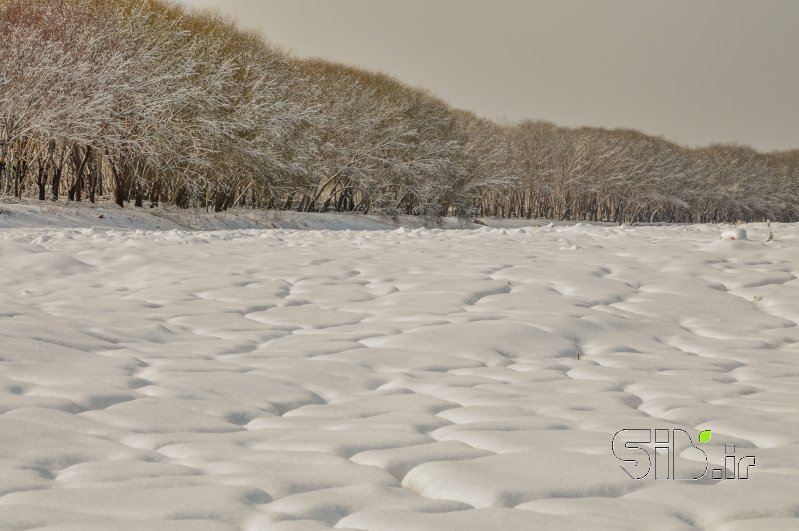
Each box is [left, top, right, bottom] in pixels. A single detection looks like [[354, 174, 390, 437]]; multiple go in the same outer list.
[[0, 222, 797, 530]]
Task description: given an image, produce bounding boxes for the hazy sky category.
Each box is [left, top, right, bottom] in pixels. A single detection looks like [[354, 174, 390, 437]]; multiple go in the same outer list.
[[178, 0, 798, 151]]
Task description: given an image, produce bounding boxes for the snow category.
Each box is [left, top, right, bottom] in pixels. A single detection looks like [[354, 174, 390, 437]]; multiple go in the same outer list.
[[722, 228, 748, 241], [1, 207, 798, 529]]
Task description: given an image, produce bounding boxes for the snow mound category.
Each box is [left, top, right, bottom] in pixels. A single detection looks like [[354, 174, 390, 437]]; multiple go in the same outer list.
[[721, 228, 748, 240]]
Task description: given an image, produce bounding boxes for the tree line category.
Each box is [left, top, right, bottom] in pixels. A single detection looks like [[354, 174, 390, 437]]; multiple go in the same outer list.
[[1, 0, 796, 223]]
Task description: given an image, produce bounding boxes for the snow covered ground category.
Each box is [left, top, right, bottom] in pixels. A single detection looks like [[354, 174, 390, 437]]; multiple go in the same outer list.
[[0, 198, 598, 232], [1, 207, 798, 530]]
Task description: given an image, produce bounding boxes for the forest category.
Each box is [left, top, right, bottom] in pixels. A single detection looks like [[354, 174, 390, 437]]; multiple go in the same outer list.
[[1, 0, 797, 224]]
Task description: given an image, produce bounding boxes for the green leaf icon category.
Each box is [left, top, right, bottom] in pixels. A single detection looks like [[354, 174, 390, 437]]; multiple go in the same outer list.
[[699, 430, 712, 443]]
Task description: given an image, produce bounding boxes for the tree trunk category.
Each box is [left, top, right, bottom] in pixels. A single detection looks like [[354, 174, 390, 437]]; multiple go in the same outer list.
[[69, 146, 91, 202], [283, 193, 294, 211], [37, 163, 46, 200], [14, 160, 25, 199], [150, 178, 160, 207], [88, 155, 99, 203], [110, 160, 126, 207], [135, 185, 144, 208], [51, 167, 62, 200]]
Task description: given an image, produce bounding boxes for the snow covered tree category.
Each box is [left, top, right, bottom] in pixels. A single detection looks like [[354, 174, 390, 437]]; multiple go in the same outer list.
[[0, 0, 794, 222]]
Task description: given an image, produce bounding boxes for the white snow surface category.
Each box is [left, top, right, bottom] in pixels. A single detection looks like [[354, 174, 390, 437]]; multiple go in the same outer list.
[[721, 228, 748, 241], [1, 208, 798, 530]]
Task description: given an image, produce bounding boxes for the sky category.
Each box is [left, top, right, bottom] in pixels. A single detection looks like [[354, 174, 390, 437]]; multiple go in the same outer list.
[[177, 0, 799, 152]]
